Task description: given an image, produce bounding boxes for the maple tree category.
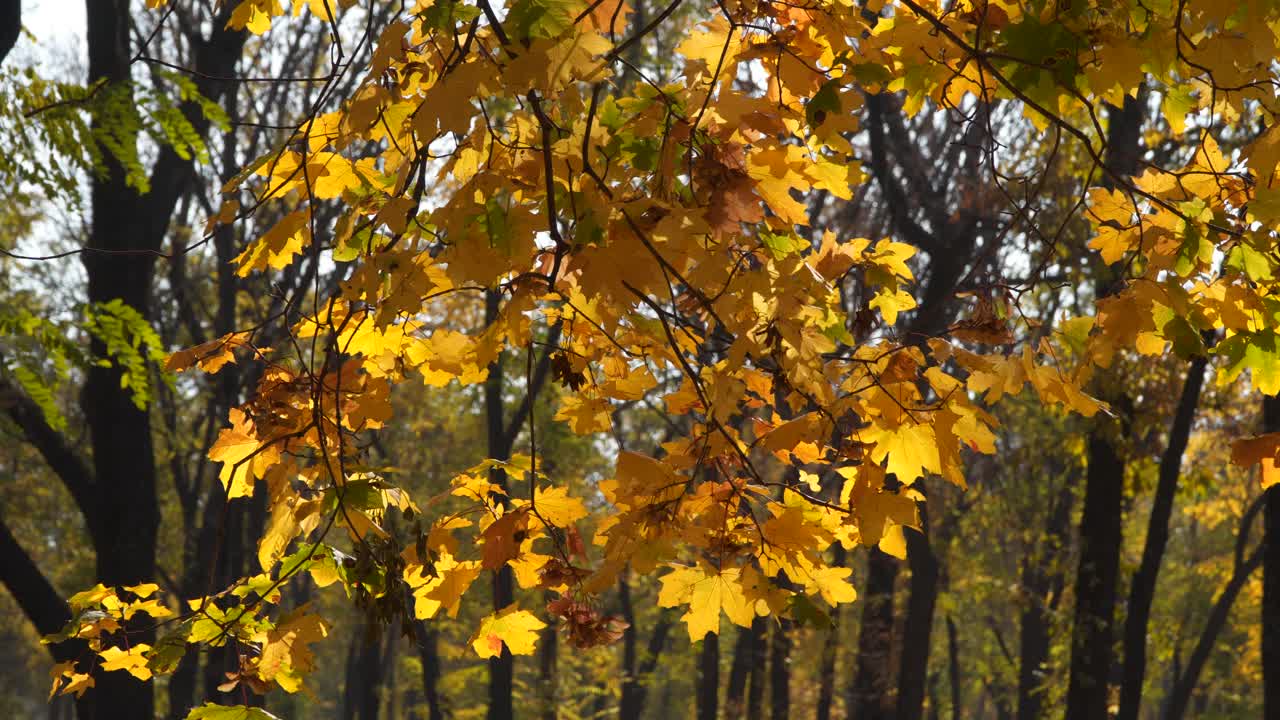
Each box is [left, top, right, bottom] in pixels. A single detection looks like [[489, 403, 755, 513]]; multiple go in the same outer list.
[[4, 0, 1280, 717]]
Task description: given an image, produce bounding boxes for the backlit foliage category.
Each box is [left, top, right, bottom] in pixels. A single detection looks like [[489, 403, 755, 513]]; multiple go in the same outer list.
[[45, 0, 1280, 713]]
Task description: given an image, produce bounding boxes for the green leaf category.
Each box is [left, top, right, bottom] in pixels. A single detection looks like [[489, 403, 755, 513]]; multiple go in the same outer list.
[[1213, 330, 1280, 395], [147, 621, 194, 674], [186, 704, 283, 720], [806, 80, 842, 127], [787, 594, 833, 628], [1226, 241, 1274, 282], [760, 231, 808, 259], [506, 0, 584, 41]]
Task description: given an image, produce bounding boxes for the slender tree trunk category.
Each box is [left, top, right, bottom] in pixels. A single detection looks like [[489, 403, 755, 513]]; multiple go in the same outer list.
[[619, 571, 673, 720], [1064, 89, 1145, 720], [83, 3, 246, 716], [342, 632, 360, 720], [411, 619, 445, 720], [342, 620, 384, 720], [1016, 481, 1071, 720], [1065, 429, 1126, 720], [0, 0, 18, 67], [946, 617, 960, 720], [385, 630, 399, 720], [698, 633, 720, 720], [726, 622, 756, 720], [746, 616, 767, 720], [203, 498, 249, 707], [539, 619, 558, 720], [898, 510, 938, 720], [816, 551, 844, 720], [853, 548, 899, 720], [1117, 355, 1207, 720], [770, 619, 792, 720], [359, 624, 384, 719], [926, 675, 940, 720], [1165, 540, 1265, 719], [1264, 395, 1280, 720], [485, 290, 515, 720], [619, 617, 673, 720], [83, 3, 160, 717]]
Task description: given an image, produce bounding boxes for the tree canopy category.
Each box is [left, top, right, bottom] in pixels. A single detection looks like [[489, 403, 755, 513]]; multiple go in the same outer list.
[[4, 0, 1280, 718]]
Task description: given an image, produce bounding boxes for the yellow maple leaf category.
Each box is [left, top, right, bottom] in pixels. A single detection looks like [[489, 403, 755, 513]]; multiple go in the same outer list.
[[233, 209, 309, 276], [657, 564, 755, 640], [677, 16, 741, 71], [554, 394, 613, 434], [878, 524, 908, 559], [258, 495, 303, 572], [208, 408, 279, 499], [869, 287, 917, 325], [49, 662, 94, 699], [470, 605, 546, 658], [523, 485, 589, 527], [838, 465, 919, 547], [747, 147, 812, 226], [804, 566, 857, 605], [227, 0, 283, 37], [98, 644, 153, 681], [406, 552, 482, 619], [1230, 432, 1280, 489], [860, 417, 941, 484], [255, 608, 329, 692]]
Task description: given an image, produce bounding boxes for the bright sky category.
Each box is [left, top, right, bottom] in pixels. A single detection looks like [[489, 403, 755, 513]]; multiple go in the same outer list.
[[23, 1, 87, 65]]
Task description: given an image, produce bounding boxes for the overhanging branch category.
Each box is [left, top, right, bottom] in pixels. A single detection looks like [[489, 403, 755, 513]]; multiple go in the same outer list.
[[0, 378, 99, 534]]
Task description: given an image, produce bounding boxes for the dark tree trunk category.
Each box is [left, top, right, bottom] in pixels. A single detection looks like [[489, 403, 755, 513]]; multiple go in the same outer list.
[[1016, 483, 1072, 720], [946, 617, 960, 720], [83, 3, 246, 716], [0, 518, 79, 663], [698, 632, 720, 720], [1064, 87, 1145, 720], [1117, 355, 1207, 720], [339, 621, 387, 720], [411, 620, 445, 720], [0, 3, 244, 718], [1065, 429, 1126, 720], [342, 633, 361, 720], [852, 548, 899, 720], [770, 619, 792, 720], [859, 85, 987, 720], [897, 514, 938, 720], [1264, 395, 1280, 720], [815, 549, 844, 720], [726, 621, 756, 720], [203, 495, 247, 707], [1165, 510, 1265, 720], [356, 622, 385, 720], [167, 651, 200, 720], [619, 622, 672, 720], [538, 620, 558, 720], [82, 4, 161, 717], [384, 630, 399, 719], [485, 290, 516, 720], [746, 617, 767, 720], [0, 0, 16, 67]]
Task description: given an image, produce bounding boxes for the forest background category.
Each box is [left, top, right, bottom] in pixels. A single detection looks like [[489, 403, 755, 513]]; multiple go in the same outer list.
[[0, 1, 1278, 719]]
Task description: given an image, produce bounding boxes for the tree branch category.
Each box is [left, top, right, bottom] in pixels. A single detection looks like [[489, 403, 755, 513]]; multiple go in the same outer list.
[[0, 378, 99, 534], [0, 514, 80, 662]]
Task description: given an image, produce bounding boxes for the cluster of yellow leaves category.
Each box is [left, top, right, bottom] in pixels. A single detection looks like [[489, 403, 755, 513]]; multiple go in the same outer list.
[[171, 0, 1099, 652], [60, 0, 1280, 702], [46, 584, 172, 697]]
